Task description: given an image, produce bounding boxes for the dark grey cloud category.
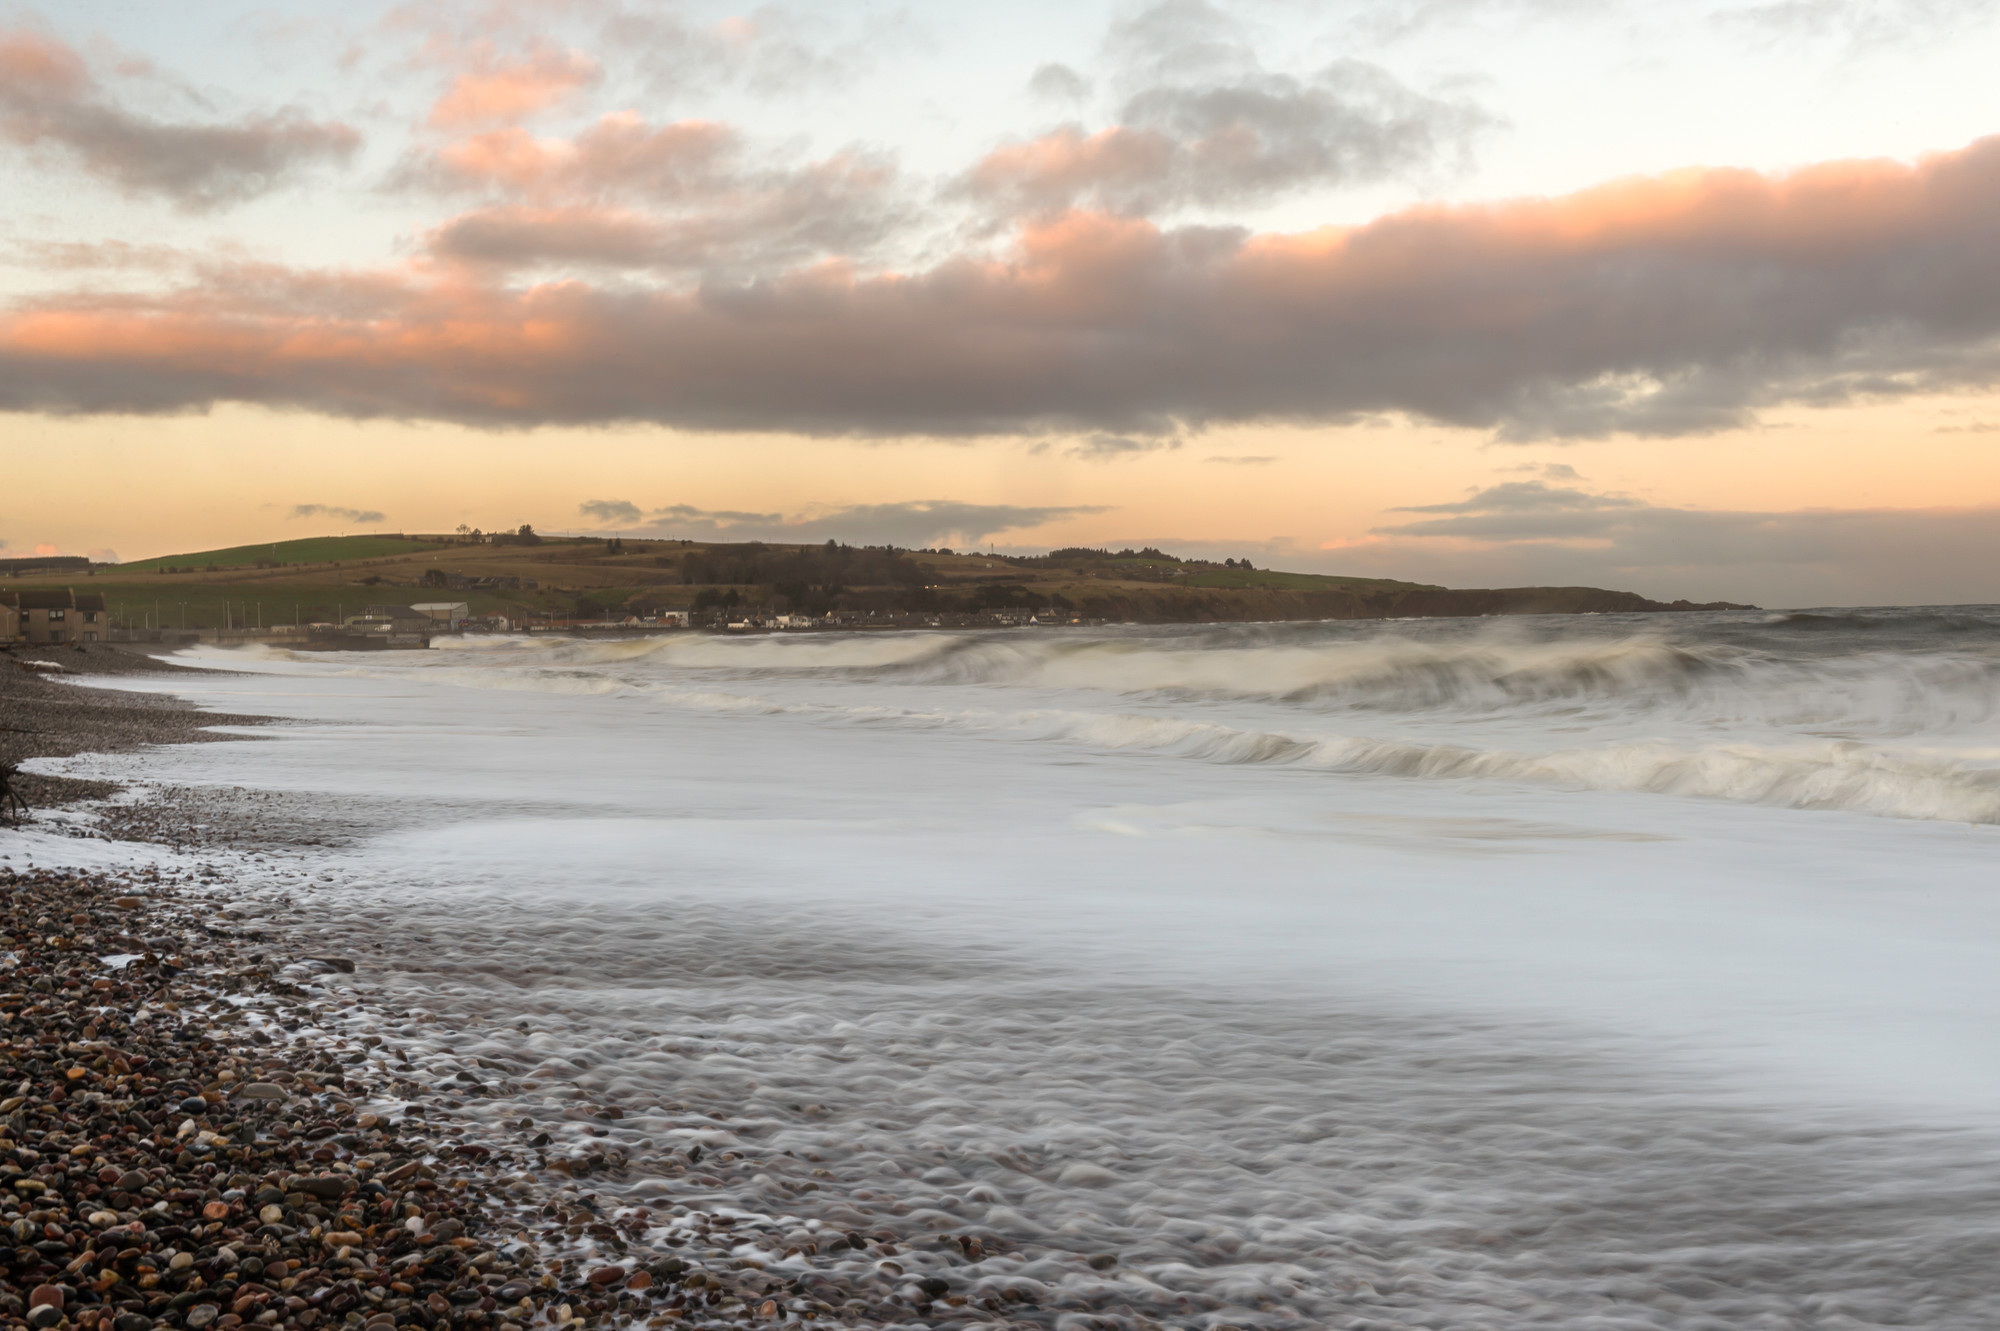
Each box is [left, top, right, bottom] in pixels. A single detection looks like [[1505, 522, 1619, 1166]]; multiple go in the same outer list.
[[626, 500, 1111, 547], [1069, 432, 1181, 459], [0, 28, 358, 209], [1358, 480, 2000, 606], [290, 503, 386, 524], [13, 136, 2000, 440]]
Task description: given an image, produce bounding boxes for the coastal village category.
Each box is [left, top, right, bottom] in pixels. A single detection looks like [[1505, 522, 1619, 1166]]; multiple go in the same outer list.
[[0, 534, 1747, 650]]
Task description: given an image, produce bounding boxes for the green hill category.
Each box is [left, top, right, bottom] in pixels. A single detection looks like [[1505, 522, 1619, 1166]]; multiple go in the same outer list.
[[119, 535, 432, 572], [1183, 566, 1437, 593]]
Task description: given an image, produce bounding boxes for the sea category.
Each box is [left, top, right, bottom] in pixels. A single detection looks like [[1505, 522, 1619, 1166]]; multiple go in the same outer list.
[[21, 607, 2000, 1328]]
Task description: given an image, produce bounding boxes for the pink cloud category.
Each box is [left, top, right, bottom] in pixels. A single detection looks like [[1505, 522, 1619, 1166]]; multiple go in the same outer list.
[[0, 28, 90, 98], [426, 113, 738, 198], [6, 137, 2000, 439], [428, 42, 600, 128]]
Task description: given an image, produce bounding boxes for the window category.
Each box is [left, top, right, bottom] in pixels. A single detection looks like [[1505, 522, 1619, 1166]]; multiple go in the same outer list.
[[47, 608, 65, 621]]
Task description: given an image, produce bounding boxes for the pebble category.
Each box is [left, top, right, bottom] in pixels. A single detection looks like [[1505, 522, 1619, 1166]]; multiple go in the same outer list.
[[0, 868, 601, 1331]]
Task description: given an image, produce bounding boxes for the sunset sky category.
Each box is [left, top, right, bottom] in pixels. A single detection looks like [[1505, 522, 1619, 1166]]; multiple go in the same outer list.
[[6, 0, 2000, 606]]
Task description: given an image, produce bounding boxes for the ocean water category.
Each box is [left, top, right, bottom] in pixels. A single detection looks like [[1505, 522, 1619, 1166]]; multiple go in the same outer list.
[[39, 608, 2000, 1328]]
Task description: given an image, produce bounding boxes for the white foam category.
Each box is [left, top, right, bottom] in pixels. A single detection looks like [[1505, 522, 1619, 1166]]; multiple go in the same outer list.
[[35, 618, 2000, 1326]]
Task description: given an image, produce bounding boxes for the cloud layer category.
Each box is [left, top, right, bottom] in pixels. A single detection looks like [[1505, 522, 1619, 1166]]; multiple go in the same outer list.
[[9, 134, 2000, 437], [0, 28, 358, 209], [1346, 479, 2000, 606], [967, 61, 1487, 218], [577, 499, 1108, 546], [290, 503, 386, 524]]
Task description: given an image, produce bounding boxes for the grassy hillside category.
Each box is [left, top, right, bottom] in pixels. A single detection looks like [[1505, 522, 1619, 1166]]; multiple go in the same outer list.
[[117, 535, 434, 572], [1182, 566, 1432, 593], [2, 534, 1748, 630]]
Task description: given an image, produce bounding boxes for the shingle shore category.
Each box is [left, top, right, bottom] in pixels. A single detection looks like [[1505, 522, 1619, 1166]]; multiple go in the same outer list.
[[0, 862, 953, 1331], [1, 652, 1051, 1331], [0, 647, 264, 818], [0, 864, 618, 1331]]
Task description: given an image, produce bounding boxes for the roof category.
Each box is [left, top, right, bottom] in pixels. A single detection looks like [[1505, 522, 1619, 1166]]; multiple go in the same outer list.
[[73, 593, 106, 612], [14, 589, 75, 610]]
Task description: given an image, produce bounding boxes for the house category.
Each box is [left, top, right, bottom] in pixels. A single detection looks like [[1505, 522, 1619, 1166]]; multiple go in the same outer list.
[[5, 588, 108, 644], [349, 606, 435, 634], [409, 601, 470, 628], [74, 593, 106, 641], [0, 593, 17, 643]]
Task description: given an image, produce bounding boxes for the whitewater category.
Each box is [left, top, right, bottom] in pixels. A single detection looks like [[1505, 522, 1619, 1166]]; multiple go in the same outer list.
[[26, 607, 2000, 1328]]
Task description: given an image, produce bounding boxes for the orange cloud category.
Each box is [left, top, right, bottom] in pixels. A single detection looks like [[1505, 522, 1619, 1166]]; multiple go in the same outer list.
[[7, 137, 2000, 439], [0, 28, 89, 96], [966, 125, 1176, 214], [428, 42, 600, 129], [427, 113, 738, 198]]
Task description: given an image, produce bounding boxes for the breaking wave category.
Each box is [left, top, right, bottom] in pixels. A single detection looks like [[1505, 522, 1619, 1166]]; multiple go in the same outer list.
[[250, 606, 2000, 823]]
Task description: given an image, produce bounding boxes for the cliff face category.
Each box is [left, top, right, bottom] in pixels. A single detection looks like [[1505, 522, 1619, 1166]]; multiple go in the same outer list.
[[1063, 586, 1754, 623]]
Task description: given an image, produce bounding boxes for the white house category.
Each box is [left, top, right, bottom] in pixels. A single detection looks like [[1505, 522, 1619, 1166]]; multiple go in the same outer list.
[[410, 601, 471, 628]]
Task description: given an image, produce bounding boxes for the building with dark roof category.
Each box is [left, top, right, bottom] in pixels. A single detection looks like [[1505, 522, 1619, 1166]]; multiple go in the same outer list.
[[3, 588, 109, 644]]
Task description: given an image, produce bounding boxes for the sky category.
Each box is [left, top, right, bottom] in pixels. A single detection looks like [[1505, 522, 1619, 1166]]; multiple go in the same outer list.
[[4, 0, 2000, 606]]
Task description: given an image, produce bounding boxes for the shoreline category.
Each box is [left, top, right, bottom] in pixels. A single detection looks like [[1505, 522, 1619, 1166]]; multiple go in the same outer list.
[[1, 652, 1048, 1331], [0, 648, 265, 821]]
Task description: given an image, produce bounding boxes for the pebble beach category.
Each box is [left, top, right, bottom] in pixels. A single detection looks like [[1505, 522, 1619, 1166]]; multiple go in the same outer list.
[[1, 651, 1016, 1331]]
